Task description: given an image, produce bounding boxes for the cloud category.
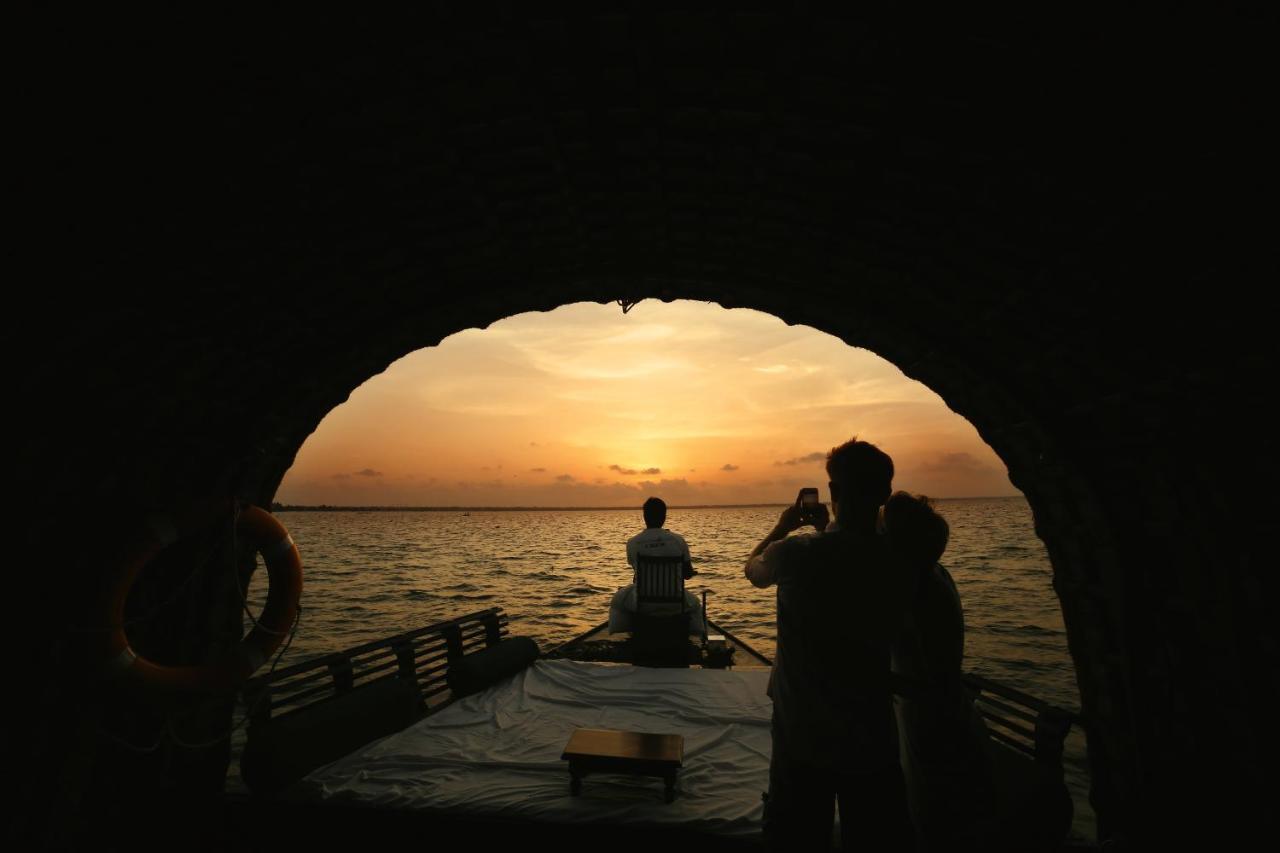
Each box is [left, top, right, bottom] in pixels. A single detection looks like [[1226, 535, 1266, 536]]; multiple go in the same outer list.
[[721, 463, 740, 471], [775, 452, 826, 466], [530, 467, 546, 473], [892, 451, 1015, 497], [555, 474, 575, 482], [610, 463, 662, 475], [332, 468, 383, 479], [637, 477, 692, 491], [918, 452, 989, 474]]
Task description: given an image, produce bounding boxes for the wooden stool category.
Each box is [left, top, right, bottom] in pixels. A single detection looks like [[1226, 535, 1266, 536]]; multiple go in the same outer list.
[[560, 728, 684, 803]]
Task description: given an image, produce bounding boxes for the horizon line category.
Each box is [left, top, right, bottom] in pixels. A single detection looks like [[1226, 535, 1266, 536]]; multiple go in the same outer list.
[[272, 496, 1024, 512]]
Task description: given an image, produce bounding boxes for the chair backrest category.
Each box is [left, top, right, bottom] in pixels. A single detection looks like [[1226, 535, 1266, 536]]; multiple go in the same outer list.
[[635, 554, 686, 607]]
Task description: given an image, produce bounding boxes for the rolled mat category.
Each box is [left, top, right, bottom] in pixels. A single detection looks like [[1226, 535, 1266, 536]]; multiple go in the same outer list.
[[446, 636, 541, 698]]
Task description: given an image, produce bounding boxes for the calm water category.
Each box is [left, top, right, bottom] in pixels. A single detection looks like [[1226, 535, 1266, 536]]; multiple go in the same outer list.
[[241, 497, 1093, 837]]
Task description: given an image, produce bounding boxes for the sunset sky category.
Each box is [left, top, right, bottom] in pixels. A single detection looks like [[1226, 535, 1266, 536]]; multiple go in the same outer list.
[[278, 300, 1018, 506]]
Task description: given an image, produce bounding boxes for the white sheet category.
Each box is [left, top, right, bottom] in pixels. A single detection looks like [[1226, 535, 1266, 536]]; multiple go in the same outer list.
[[297, 659, 774, 839]]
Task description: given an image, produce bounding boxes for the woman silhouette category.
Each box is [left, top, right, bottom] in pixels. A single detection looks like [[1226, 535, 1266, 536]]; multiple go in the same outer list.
[[884, 492, 996, 851]]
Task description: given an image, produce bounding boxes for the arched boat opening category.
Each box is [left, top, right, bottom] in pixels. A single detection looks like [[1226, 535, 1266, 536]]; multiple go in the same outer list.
[[239, 298, 1092, 837], [18, 9, 1268, 849]]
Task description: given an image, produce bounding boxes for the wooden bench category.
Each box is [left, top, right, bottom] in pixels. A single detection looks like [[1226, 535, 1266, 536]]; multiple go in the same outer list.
[[560, 728, 684, 803], [240, 608, 512, 794]]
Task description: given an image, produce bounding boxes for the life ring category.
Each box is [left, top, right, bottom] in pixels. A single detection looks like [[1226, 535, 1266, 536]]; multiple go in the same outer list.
[[104, 501, 302, 692]]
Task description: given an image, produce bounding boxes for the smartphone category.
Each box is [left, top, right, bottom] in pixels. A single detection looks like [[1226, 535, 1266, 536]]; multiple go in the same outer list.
[[798, 487, 819, 509]]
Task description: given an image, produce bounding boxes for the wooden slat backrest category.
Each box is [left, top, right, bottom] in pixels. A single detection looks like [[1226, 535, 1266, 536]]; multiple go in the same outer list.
[[963, 672, 1077, 763], [635, 555, 685, 605], [245, 608, 510, 722]]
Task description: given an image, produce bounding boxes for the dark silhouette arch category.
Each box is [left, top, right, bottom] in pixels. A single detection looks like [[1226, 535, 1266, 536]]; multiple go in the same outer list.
[[14, 8, 1268, 848]]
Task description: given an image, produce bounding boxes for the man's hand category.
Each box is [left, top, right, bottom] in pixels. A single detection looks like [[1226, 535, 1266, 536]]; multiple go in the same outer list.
[[776, 503, 806, 534], [778, 502, 829, 533]]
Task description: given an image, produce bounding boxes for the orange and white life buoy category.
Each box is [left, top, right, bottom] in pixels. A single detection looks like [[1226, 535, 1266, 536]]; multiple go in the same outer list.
[[104, 501, 302, 692]]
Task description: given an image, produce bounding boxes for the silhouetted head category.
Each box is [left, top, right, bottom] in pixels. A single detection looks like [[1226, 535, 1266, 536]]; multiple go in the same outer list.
[[883, 491, 949, 571], [826, 437, 894, 527], [643, 496, 667, 528]]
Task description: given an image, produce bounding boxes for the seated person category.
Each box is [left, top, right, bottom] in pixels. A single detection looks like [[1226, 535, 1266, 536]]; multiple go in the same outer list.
[[608, 497, 704, 635]]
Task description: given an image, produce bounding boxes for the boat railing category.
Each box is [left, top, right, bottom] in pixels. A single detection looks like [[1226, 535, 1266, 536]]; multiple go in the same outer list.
[[240, 607, 1075, 775], [729, 644, 1077, 765], [963, 672, 1079, 764], [242, 606, 510, 724]]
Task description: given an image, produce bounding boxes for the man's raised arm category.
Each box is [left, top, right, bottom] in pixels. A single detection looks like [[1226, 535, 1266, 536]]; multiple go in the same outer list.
[[744, 504, 806, 588]]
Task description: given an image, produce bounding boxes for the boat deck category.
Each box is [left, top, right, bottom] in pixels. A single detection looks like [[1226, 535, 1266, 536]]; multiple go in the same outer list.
[[228, 607, 1083, 850], [289, 658, 775, 840]]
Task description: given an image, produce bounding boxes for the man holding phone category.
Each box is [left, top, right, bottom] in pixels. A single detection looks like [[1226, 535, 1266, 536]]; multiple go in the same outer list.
[[744, 438, 914, 851]]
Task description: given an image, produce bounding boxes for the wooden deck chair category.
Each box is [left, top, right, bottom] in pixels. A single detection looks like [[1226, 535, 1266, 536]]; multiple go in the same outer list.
[[635, 554, 687, 612], [632, 555, 691, 664]]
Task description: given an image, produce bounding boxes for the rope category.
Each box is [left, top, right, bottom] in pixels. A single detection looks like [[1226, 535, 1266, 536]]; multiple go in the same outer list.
[[66, 505, 238, 634], [231, 502, 260, 631], [95, 723, 167, 754], [73, 502, 288, 639], [231, 507, 296, 639], [164, 604, 303, 750]]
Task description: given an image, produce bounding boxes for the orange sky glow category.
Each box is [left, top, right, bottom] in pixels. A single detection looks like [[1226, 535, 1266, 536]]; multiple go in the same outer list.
[[278, 300, 1018, 506]]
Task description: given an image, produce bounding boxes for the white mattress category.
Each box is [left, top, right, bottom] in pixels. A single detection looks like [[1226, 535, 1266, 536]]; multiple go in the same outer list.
[[296, 659, 774, 839]]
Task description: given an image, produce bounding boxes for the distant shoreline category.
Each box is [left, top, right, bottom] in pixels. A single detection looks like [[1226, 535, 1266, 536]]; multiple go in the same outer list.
[[272, 496, 1023, 512]]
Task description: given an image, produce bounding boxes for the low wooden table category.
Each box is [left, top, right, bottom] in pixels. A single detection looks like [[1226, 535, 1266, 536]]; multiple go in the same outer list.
[[560, 728, 684, 803]]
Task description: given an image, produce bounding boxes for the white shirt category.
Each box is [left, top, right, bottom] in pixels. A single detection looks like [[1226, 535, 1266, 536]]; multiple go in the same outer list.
[[626, 527, 691, 569]]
